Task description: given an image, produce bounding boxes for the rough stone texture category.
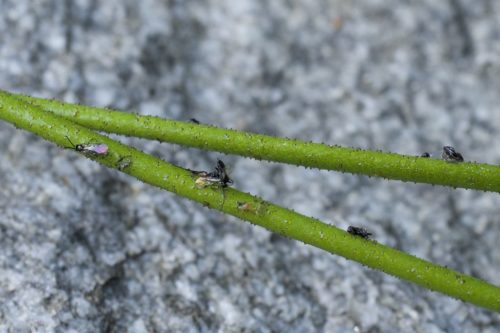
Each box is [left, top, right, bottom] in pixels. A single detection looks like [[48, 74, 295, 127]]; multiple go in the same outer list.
[[1, 0, 500, 332]]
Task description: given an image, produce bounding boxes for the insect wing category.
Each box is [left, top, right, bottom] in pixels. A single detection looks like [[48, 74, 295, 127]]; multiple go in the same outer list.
[[88, 144, 109, 155]]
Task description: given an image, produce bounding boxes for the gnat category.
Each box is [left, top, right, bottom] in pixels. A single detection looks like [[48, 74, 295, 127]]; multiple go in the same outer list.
[[66, 137, 109, 156]]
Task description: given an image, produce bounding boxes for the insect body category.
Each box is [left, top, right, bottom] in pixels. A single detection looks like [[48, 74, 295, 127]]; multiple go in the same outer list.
[[189, 118, 200, 124], [347, 226, 372, 239], [66, 137, 109, 156], [442, 146, 463, 162], [194, 160, 233, 188], [76, 143, 108, 155], [421, 152, 431, 158], [192, 160, 233, 210], [211, 160, 233, 187]]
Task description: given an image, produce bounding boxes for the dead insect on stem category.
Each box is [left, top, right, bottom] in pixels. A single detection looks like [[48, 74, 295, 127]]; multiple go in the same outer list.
[[191, 160, 233, 210], [193, 160, 233, 189], [442, 146, 464, 162], [65, 136, 108, 156], [347, 226, 372, 240]]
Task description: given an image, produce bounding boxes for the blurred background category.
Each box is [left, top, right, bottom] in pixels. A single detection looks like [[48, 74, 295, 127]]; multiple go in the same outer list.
[[1, 1, 500, 332]]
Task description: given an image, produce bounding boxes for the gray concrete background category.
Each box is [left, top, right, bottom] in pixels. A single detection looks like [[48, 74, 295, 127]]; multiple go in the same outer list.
[[1, 1, 500, 332]]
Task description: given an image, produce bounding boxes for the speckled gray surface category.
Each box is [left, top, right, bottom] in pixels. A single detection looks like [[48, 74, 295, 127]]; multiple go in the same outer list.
[[1, 1, 500, 332]]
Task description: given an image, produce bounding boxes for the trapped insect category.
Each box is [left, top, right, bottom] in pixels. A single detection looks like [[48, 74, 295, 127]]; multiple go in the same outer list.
[[65, 136, 109, 156], [347, 226, 372, 239], [442, 146, 463, 162], [116, 156, 133, 171], [421, 152, 431, 158], [193, 160, 233, 188], [189, 118, 200, 124]]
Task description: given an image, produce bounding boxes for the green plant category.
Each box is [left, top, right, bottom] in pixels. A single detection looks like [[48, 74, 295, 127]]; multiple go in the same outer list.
[[1, 89, 499, 312]]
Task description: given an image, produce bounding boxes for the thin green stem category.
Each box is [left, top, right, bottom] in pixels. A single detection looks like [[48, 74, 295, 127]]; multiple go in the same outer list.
[[9, 91, 500, 193], [1, 91, 500, 312]]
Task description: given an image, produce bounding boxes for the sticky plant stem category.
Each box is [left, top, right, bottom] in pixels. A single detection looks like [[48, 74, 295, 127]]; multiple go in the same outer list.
[[9, 91, 500, 193], [1, 93, 500, 312]]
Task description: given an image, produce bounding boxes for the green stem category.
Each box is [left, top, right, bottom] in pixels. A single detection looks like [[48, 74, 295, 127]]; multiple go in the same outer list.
[[1, 91, 500, 312], [9, 91, 500, 193]]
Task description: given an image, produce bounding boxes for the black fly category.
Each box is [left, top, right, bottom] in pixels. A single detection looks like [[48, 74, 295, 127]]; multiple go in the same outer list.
[[189, 118, 200, 124], [191, 160, 233, 209], [442, 146, 464, 162], [193, 160, 233, 188], [347, 226, 372, 240], [421, 152, 431, 158], [212, 160, 233, 187]]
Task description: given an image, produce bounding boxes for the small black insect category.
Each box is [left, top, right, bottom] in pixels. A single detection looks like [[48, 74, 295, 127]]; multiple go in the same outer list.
[[189, 118, 200, 124], [65, 136, 109, 155], [194, 160, 233, 188], [347, 226, 372, 239], [421, 152, 431, 158], [212, 160, 233, 187], [442, 146, 464, 162]]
